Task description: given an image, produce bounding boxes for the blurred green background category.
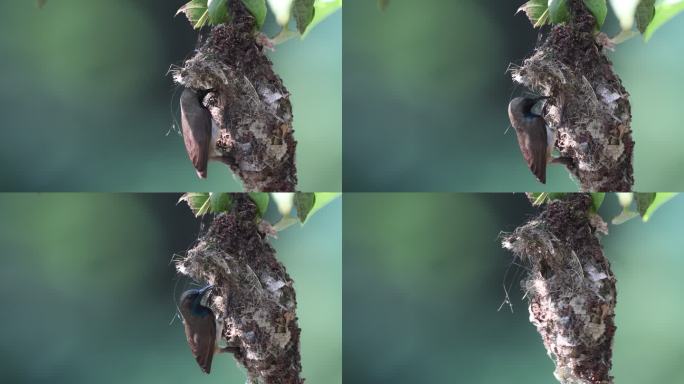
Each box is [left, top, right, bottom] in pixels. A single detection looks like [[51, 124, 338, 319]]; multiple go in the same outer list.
[[344, 193, 684, 383], [344, 1, 684, 191], [0, 193, 341, 383], [0, 2, 340, 191]]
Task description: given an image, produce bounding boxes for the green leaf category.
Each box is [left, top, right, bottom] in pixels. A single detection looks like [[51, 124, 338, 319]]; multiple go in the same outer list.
[[609, 0, 640, 30], [641, 193, 678, 222], [535, 9, 550, 27], [527, 192, 567, 206], [267, 0, 294, 26], [616, 192, 634, 208], [294, 192, 340, 223], [248, 193, 270, 217], [612, 193, 677, 223], [179, 193, 235, 217], [272, 193, 294, 216], [611, 208, 639, 225], [302, 0, 342, 37], [294, 193, 315, 222], [177, 0, 210, 28], [590, 192, 605, 212], [273, 215, 299, 232], [584, 0, 608, 27], [179, 192, 211, 217], [644, 0, 684, 40], [529, 192, 549, 206], [525, 0, 605, 27], [635, 192, 657, 217], [636, 0, 656, 33], [242, 0, 268, 28], [210, 193, 232, 213], [196, 10, 211, 29], [549, 0, 571, 24], [293, 0, 316, 34], [518, 0, 550, 27], [207, 0, 229, 24], [306, 193, 340, 219]]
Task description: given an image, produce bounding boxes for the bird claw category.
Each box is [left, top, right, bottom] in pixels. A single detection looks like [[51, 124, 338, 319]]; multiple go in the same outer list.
[[219, 346, 240, 354], [550, 156, 574, 167]]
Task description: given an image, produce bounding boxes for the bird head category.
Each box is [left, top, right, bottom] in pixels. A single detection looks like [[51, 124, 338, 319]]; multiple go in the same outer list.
[[180, 285, 214, 316], [509, 96, 550, 123]]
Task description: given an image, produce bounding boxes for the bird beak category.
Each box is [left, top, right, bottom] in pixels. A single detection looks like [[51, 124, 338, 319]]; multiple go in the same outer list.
[[198, 285, 215, 307], [199, 285, 214, 296]]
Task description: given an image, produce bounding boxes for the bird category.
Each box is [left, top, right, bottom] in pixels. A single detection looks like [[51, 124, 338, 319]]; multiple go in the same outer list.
[[180, 88, 222, 179], [508, 96, 554, 184], [179, 285, 225, 374]]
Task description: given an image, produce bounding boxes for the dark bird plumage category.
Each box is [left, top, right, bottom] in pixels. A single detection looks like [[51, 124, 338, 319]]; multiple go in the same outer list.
[[180, 88, 213, 179], [179, 286, 218, 374], [508, 96, 552, 184]]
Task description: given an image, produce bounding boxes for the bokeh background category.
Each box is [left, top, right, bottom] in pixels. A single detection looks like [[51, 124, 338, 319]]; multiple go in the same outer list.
[[344, 193, 684, 383], [344, 1, 684, 191], [0, 2, 341, 191], [0, 193, 341, 383]]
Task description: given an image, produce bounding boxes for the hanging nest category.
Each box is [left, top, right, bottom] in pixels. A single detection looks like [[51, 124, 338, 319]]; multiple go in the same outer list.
[[502, 194, 616, 384], [511, 0, 633, 191], [173, 5, 297, 191], [177, 195, 302, 384]]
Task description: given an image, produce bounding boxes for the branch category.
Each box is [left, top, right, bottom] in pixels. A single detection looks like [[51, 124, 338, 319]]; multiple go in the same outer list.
[[177, 194, 303, 384], [174, 3, 297, 191], [502, 194, 616, 384], [512, 0, 634, 191]]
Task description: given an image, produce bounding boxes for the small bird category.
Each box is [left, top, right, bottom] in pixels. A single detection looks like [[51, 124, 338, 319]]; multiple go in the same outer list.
[[508, 96, 553, 184], [179, 285, 224, 374], [180, 88, 222, 179]]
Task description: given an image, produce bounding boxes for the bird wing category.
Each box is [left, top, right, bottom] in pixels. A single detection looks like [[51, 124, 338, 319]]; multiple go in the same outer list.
[[182, 313, 216, 374], [180, 89, 211, 178], [515, 121, 548, 184]]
